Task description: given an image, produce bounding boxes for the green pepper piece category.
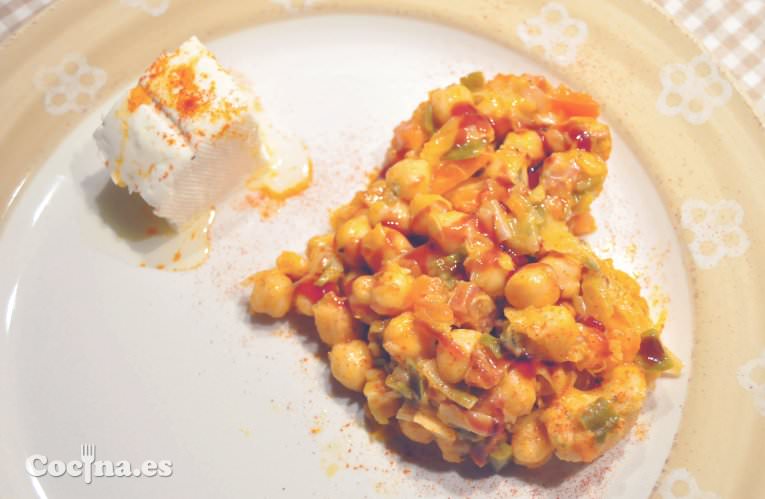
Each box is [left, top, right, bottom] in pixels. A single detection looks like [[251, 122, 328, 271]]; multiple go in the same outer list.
[[500, 323, 527, 357], [480, 334, 503, 358], [420, 360, 478, 410], [385, 367, 414, 400], [580, 397, 620, 443], [314, 257, 344, 286], [488, 442, 513, 472], [460, 71, 485, 91], [443, 139, 487, 161]]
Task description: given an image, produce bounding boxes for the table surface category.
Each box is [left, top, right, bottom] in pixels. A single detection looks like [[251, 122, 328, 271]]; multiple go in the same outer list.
[[1, 0, 763, 113]]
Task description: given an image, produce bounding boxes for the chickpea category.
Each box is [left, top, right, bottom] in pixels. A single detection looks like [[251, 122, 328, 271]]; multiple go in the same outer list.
[[366, 199, 411, 233], [385, 159, 432, 201], [335, 215, 371, 267], [435, 328, 481, 384], [313, 292, 360, 346], [512, 413, 554, 468], [363, 369, 402, 424], [410, 193, 451, 235], [369, 263, 415, 316], [501, 130, 545, 163], [435, 436, 471, 464], [450, 282, 498, 333], [444, 178, 484, 214], [382, 312, 436, 362], [399, 420, 434, 444], [484, 150, 526, 185], [249, 269, 294, 318], [600, 363, 647, 416], [426, 210, 471, 254], [276, 251, 308, 280], [360, 224, 413, 272], [329, 340, 373, 392], [468, 252, 514, 298], [504, 305, 582, 363], [294, 294, 314, 317], [351, 275, 374, 304], [504, 263, 561, 308], [540, 254, 582, 299], [306, 234, 335, 262], [330, 194, 364, 229], [564, 117, 612, 160], [429, 83, 473, 126], [491, 368, 537, 424]]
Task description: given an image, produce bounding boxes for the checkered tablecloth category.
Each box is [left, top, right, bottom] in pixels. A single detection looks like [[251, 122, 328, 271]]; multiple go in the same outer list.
[[1, 0, 763, 109]]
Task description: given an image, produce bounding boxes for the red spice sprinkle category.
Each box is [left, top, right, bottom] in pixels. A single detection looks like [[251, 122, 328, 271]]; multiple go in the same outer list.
[[146, 226, 158, 236]]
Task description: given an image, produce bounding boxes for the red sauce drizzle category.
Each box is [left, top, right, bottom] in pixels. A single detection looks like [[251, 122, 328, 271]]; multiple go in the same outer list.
[[513, 358, 537, 379], [381, 219, 403, 231], [580, 316, 606, 332], [489, 116, 512, 145], [527, 162, 543, 189], [294, 281, 340, 304], [451, 103, 478, 117], [401, 244, 441, 274], [569, 128, 592, 151], [638, 336, 666, 366]]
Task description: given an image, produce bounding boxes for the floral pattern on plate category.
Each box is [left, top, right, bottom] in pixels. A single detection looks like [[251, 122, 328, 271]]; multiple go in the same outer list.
[[657, 54, 732, 125], [33, 54, 107, 115], [120, 0, 170, 16], [658, 468, 720, 499], [737, 350, 765, 416], [516, 2, 587, 66], [270, 0, 318, 11], [680, 199, 749, 269]]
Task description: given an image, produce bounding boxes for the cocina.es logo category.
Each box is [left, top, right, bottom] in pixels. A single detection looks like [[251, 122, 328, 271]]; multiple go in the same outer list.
[[25, 445, 172, 484]]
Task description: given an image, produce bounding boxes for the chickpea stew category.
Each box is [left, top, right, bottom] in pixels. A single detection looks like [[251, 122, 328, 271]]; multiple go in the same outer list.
[[248, 72, 679, 470]]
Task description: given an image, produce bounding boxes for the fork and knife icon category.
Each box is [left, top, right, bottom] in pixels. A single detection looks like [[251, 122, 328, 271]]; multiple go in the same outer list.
[[80, 444, 96, 484]]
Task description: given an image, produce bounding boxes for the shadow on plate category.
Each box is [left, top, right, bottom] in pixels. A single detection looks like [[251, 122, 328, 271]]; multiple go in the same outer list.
[[80, 170, 174, 249], [245, 300, 587, 491]]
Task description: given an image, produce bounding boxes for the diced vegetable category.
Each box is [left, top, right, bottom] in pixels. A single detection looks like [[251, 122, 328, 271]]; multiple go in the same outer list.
[[420, 360, 479, 409], [580, 397, 619, 443], [314, 256, 344, 286], [500, 323, 527, 357], [444, 138, 488, 161], [637, 334, 681, 374], [413, 409, 457, 442], [550, 87, 600, 118], [385, 366, 415, 399], [422, 103, 435, 135], [427, 251, 465, 285], [460, 71, 485, 91], [479, 333, 502, 358], [489, 442, 513, 472]]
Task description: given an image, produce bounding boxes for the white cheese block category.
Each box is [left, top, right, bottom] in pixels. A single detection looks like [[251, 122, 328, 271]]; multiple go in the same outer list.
[[94, 36, 259, 228]]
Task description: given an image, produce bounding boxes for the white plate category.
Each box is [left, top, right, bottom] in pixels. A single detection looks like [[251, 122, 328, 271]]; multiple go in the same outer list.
[[0, 14, 692, 499]]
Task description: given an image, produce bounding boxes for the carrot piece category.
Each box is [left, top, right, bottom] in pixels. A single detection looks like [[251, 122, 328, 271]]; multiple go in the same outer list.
[[431, 154, 491, 194], [550, 88, 600, 118]]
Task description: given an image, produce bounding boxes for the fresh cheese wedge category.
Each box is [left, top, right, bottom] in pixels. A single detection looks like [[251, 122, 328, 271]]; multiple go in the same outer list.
[[94, 36, 306, 229]]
